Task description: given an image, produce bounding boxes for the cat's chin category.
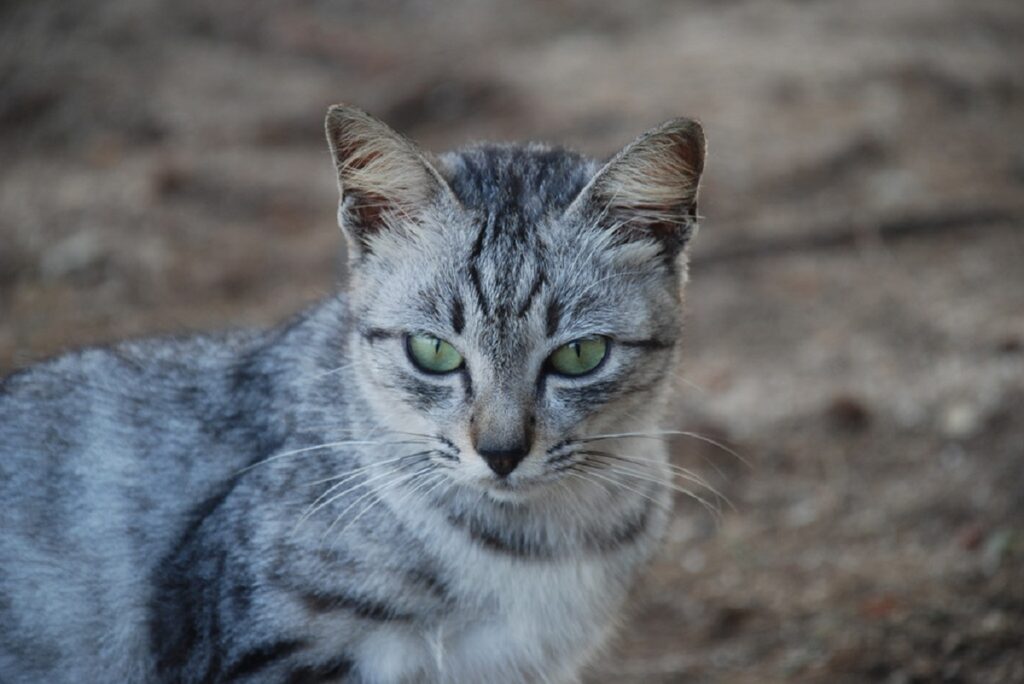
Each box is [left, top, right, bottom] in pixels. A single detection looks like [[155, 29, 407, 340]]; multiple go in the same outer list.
[[482, 489, 522, 504], [476, 476, 556, 504], [483, 484, 534, 504]]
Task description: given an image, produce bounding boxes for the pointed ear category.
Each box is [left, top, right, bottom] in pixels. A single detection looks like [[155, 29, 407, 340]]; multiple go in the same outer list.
[[570, 118, 705, 255], [325, 104, 455, 257]]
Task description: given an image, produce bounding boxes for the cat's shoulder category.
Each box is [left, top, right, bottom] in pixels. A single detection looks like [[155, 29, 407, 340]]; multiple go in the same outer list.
[[1, 329, 256, 390], [0, 296, 347, 415]]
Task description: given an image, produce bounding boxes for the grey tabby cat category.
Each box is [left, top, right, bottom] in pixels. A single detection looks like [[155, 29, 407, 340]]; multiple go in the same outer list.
[[0, 105, 705, 683]]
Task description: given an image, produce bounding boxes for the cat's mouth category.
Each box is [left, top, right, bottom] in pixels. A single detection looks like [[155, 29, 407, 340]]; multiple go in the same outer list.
[[484, 481, 529, 502], [476, 473, 551, 503], [489, 478, 518, 492]]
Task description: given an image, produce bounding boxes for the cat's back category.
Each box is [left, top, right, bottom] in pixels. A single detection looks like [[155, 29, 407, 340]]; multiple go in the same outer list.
[[0, 331, 271, 682], [0, 331, 264, 505]]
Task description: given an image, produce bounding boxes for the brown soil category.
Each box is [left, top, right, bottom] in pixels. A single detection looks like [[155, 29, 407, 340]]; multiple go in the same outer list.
[[2, 1, 1022, 681]]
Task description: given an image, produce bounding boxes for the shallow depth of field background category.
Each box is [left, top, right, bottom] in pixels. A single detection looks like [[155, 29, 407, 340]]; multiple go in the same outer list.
[[1, 1, 1022, 681]]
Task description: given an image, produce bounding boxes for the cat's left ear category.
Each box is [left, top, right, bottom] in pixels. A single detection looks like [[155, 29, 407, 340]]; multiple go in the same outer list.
[[569, 118, 705, 256], [325, 104, 458, 259]]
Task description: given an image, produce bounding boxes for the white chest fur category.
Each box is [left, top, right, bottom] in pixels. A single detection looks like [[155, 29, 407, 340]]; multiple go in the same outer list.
[[352, 549, 642, 683], [350, 479, 668, 683]]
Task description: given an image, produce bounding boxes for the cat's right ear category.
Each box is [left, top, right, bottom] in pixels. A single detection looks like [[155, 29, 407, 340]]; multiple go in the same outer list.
[[325, 104, 456, 259]]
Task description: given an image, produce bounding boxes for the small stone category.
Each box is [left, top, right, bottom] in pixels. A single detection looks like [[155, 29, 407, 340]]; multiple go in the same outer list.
[[860, 594, 899, 620], [996, 335, 1021, 354], [825, 394, 872, 432], [980, 610, 1008, 634], [982, 528, 1013, 572], [39, 231, 106, 282], [940, 402, 981, 439], [956, 523, 985, 551]]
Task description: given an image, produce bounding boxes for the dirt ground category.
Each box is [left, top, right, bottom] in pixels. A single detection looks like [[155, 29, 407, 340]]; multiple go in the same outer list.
[[1, 0, 1022, 681]]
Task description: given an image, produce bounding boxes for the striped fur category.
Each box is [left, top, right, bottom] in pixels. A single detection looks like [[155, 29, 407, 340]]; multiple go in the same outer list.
[[0, 105, 704, 683]]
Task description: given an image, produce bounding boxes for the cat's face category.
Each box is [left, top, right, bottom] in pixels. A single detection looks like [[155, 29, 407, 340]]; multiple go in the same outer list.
[[326, 106, 704, 498]]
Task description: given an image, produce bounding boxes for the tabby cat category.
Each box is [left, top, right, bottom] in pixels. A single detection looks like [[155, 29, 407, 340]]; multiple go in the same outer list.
[[0, 105, 705, 682]]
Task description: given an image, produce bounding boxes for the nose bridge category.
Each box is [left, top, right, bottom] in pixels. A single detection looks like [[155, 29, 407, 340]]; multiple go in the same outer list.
[[472, 387, 533, 451], [469, 344, 536, 477]]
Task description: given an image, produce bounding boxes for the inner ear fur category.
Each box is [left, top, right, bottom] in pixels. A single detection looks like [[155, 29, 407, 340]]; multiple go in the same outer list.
[[571, 118, 706, 254], [325, 104, 454, 254]]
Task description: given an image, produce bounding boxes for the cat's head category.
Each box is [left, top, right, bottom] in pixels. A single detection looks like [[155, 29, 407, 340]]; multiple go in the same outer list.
[[325, 105, 704, 499]]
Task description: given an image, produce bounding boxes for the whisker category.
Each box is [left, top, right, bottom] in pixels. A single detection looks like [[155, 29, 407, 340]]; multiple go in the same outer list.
[[568, 464, 672, 512], [297, 427, 444, 441], [324, 465, 434, 540], [296, 452, 432, 528], [562, 468, 618, 500], [287, 427, 448, 446], [303, 449, 435, 487], [377, 472, 456, 540], [581, 456, 726, 518], [576, 448, 727, 506], [553, 479, 590, 528], [578, 430, 749, 467], [571, 268, 659, 304], [389, 430, 448, 442], [337, 471, 442, 538], [673, 374, 707, 395], [395, 470, 449, 511], [239, 438, 428, 474], [319, 467, 427, 540], [296, 469, 399, 531], [609, 412, 734, 481], [305, 362, 356, 381]]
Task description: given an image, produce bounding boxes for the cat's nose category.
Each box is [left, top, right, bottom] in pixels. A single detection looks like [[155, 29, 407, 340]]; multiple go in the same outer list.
[[476, 444, 530, 478], [470, 398, 535, 477]]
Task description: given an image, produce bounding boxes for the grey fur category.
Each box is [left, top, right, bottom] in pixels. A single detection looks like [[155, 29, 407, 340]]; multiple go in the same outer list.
[[0, 105, 705, 683]]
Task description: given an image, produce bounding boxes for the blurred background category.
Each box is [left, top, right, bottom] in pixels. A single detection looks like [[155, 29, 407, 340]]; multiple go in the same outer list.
[[1, 0, 1022, 681]]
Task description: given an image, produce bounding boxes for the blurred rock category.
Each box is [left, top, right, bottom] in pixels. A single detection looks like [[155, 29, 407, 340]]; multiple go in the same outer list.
[[940, 401, 982, 440], [825, 394, 872, 432], [38, 231, 106, 283], [995, 335, 1021, 355]]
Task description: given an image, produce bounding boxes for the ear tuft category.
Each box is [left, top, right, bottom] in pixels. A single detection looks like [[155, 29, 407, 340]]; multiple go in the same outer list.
[[325, 104, 451, 255], [575, 118, 706, 255]]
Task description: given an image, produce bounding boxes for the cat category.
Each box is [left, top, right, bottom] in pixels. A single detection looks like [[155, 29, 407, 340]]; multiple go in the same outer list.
[[0, 104, 705, 683]]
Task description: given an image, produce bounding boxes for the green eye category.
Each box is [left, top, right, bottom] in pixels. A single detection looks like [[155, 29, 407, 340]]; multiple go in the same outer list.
[[548, 336, 608, 376], [407, 334, 464, 374]]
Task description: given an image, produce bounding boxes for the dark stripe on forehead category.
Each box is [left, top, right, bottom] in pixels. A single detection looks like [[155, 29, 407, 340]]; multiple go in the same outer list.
[[416, 288, 442, 319], [443, 144, 599, 325], [444, 144, 595, 220], [469, 213, 489, 261], [545, 297, 562, 338], [468, 264, 490, 316], [467, 211, 495, 316], [501, 172, 530, 245], [517, 270, 546, 318], [450, 297, 465, 334]]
